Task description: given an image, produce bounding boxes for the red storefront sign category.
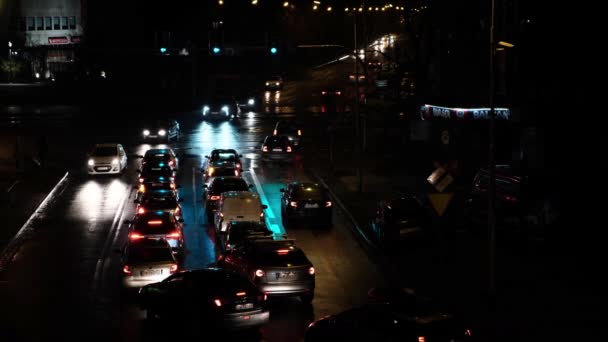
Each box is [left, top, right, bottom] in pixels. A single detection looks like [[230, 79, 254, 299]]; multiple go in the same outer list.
[[48, 37, 68, 44]]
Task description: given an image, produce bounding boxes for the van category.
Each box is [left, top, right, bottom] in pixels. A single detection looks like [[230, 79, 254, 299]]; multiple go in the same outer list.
[[214, 191, 267, 233]]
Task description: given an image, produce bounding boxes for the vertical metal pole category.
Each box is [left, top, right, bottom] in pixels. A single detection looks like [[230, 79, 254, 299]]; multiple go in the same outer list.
[[488, 0, 497, 307], [354, 13, 363, 193]]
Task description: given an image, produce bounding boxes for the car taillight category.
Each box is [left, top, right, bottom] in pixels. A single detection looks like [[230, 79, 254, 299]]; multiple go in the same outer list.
[[214, 299, 222, 307], [170, 183, 176, 189], [262, 146, 268, 152], [129, 232, 144, 240], [325, 201, 332, 207], [273, 129, 277, 135], [276, 249, 290, 255], [418, 337, 426, 342], [234, 170, 240, 176], [148, 220, 162, 225], [321, 91, 327, 95], [169, 160, 174, 166], [335, 91, 341, 95], [264, 294, 267, 301], [138, 177, 144, 183], [138, 207, 145, 214], [208, 167, 215, 176], [122, 265, 132, 275], [170, 264, 178, 274], [236, 292, 246, 297], [255, 269, 265, 278], [286, 146, 292, 153], [209, 195, 220, 201], [465, 329, 472, 336], [220, 212, 224, 218], [139, 184, 146, 192], [290, 201, 298, 208], [260, 211, 264, 218], [297, 129, 302, 136], [308, 266, 315, 275], [174, 207, 180, 215], [166, 231, 181, 239], [236, 162, 241, 169]]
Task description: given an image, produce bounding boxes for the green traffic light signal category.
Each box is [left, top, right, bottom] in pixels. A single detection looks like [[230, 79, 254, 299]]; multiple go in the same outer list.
[[212, 46, 221, 54], [270, 47, 278, 54], [160, 47, 167, 53]]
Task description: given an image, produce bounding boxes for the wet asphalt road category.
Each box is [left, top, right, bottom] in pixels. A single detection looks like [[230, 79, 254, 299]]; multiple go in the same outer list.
[[0, 101, 385, 341]]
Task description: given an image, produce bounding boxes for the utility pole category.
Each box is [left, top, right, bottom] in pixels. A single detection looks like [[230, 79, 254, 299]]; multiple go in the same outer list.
[[488, 0, 497, 298], [354, 11, 363, 194]]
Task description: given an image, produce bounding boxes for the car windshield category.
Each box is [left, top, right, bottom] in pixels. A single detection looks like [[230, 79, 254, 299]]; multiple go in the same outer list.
[[92, 146, 117, 156], [128, 246, 173, 263], [293, 186, 324, 200], [210, 178, 249, 193]]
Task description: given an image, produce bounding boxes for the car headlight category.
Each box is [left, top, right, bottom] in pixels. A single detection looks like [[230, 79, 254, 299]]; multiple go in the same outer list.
[[265, 82, 270, 86], [143, 129, 150, 136], [222, 106, 229, 115], [248, 98, 255, 105], [276, 82, 280, 86], [203, 105, 210, 115], [112, 158, 119, 165], [158, 129, 166, 136], [88, 159, 94, 166]]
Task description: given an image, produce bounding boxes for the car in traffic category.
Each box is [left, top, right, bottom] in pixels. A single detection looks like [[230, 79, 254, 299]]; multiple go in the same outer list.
[[368, 195, 431, 246], [204, 161, 241, 186], [135, 180, 180, 202], [86, 143, 128, 175], [139, 148, 179, 171], [261, 135, 294, 163], [137, 164, 176, 184], [134, 189, 184, 220], [273, 120, 303, 147], [202, 95, 240, 120], [203, 176, 252, 213], [218, 221, 274, 254], [214, 191, 267, 233], [138, 268, 270, 330], [204, 148, 243, 172], [141, 119, 180, 142], [264, 75, 283, 90], [124, 211, 185, 256], [121, 238, 179, 289], [218, 239, 315, 304], [304, 300, 473, 342], [280, 182, 332, 227]]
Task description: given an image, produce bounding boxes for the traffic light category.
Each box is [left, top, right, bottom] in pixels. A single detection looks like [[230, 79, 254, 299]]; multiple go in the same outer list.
[[269, 46, 278, 55], [211, 45, 222, 55], [159, 47, 167, 54], [209, 29, 224, 55]]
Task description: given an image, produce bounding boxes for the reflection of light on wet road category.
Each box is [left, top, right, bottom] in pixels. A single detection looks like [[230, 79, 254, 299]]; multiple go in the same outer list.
[[75, 179, 126, 221], [193, 120, 239, 153]]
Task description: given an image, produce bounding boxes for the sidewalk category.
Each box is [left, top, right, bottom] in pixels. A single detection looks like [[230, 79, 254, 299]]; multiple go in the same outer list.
[[306, 146, 551, 342]]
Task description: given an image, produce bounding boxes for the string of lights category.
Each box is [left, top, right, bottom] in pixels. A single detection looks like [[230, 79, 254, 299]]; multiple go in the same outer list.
[[213, 1, 427, 13]]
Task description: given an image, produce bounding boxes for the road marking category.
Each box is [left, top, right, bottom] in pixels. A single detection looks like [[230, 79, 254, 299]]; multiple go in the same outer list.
[[0, 172, 69, 272], [249, 167, 285, 235], [6, 180, 20, 193], [92, 183, 131, 293]]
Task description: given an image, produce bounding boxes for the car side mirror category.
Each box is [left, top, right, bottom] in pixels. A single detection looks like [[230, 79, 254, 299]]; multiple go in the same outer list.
[[123, 220, 131, 225], [178, 198, 184, 203], [280, 188, 285, 192], [262, 204, 268, 209], [133, 199, 140, 204]]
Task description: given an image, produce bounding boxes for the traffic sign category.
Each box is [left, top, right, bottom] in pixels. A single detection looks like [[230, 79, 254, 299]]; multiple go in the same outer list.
[[428, 193, 454, 217]]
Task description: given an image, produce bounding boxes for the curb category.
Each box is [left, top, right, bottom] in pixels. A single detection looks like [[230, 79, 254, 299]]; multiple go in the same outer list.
[[0, 171, 70, 272]]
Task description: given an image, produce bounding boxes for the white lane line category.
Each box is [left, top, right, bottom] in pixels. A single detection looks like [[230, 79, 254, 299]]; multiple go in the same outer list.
[[6, 180, 20, 193], [192, 166, 198, 226], [0, 171, 69, 271], [249, 167, 285, 235], [92, 183, 131, 293]]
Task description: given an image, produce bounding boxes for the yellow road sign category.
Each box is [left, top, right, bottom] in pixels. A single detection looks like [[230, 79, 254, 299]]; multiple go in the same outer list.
[[428, 193, 454, 217]]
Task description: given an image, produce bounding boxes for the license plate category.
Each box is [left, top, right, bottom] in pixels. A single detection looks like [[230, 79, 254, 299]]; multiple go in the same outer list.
[[272, 148, 282, 152], [235, 303, 254, 310], [142, 269, 161, 276], [305, 203, 319, 208], [276, 272, 294, 279], [152, 183, 163, 187], [97, 167, 110, 171]]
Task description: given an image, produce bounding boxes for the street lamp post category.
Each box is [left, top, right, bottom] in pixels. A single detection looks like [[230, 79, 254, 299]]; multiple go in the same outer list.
[[8, 41, 12, 59], [353, 12, 364, 193]]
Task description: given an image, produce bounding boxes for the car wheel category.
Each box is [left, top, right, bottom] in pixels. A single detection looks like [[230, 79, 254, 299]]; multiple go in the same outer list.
[[300, 293, 314, 305]]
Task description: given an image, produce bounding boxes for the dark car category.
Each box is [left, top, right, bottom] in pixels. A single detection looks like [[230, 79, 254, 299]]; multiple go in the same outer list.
[[273, 120, 303, 147], [138, 268, 270, 330], [124, 211, 185, 255], [280, 182, 332, 227], [369, 195, 431, 246], [204, 176, 252, 212], [204, 149, 243, 171], [218, 239, 315, 304], [137, 164, 176, 185], [134, 189, 184, 220], [261, 135, 294, 163], [141, 119, 180, 142], [204, 161, 241, 185], [202, 95, 240, 120], [305, 301, 473, 342], [135, 180, 180, 202], [218, 221, 274, 254], [140, 148, 179, 171]]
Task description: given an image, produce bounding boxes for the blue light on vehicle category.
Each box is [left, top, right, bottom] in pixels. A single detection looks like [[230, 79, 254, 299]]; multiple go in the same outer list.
[[159, 176, 165, 180], [156, 211, 164, 215], [159, 163, 165, 167]]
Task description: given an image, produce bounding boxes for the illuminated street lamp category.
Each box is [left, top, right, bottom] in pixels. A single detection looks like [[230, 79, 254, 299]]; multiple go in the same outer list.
[[283, 1, 289, 7], [218, 0, 223, 5], [327, 6, 332, 12], [251, 0, 258, 5]]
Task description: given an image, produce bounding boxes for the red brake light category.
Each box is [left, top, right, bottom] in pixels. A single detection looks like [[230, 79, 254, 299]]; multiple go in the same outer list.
[[465, 329, 472, 336], [297, 129, 302, 136], [276, 249, 290, 255], [287, 146, 292, 153], [170, 183, 176, 189], [169, 160, 174, 166], [236, 292, 246, 297], [234, 170, 240, 176], [209, 195, 220, 201], [214, 299, 222, 307], [236, 162, 241, 169], [139, 184, 146, 192], [122, 265, 132, 275], [290, 201, 298, 208], [138, 177, 144, 183], [262, 146, 268, 152], [147, 220, 162, 225], [273, 129, 277, 135], [166, 231, 181, 239], [264, 294, 267, 300], [255, 269, 265, 278], [418, 337, 426, 342], [129, 232, 144, 240], [335, 91, 341, 95], [138, 207, 145, 214], [169, 264, 178, 274], [321, 91, 327, 95], [325, 201, 332, 207], [308, 266, 315, 275]]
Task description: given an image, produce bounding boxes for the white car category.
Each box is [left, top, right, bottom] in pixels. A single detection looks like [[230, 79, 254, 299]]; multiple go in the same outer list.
[[87, 143, 127, 175]]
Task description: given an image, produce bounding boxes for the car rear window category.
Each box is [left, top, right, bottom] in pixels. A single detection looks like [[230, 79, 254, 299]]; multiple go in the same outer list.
[[211, 179, 249, 193], [277, 122, 299, 134], [133, 218, 176, 234], [142, 196, 178, 208], [265, 136, 289, 146], [253, 249, 309, 267], [212, 167, 238, 177], [211, 151, 238, 161], [128, 247, 173, 263], [93, 146, 117, 156], [293, 187, 324, 200]]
